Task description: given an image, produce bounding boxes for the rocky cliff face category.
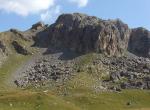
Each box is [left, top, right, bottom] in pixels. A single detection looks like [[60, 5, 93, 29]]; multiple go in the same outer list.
[[128, 27, 150, 58], [46, 13, 131, 56]]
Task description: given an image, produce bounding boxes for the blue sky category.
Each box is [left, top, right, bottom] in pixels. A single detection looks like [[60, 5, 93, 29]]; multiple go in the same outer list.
[[0, 0, 149, 32]]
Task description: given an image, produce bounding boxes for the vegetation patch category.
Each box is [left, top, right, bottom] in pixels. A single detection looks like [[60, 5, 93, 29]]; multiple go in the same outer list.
[[0, 90, 81, 110]]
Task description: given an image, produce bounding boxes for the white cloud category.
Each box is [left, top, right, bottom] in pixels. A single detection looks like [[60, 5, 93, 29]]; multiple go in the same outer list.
[[0, 0, 55, 16], [0, 0, 89, 23], [69, 0, 88, 7], [40, 5, 61, 23]]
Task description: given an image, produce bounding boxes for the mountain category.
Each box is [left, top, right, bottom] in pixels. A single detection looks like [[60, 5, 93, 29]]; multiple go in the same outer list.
[[0, 13, 150, 110]]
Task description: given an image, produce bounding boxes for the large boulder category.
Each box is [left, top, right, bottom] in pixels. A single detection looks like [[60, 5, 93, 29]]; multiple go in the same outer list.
[[47, 13, 131, 56], [128, 27, 150, 58]]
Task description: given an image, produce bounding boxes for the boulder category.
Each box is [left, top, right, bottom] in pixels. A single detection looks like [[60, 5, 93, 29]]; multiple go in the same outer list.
[[120, 82, 128, 89], [110, 71, 121, 81]]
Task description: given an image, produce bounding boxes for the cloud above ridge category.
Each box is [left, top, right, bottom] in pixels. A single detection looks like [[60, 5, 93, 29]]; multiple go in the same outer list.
[[0, 0, 89, 22], [40, 5, 61, 23], [69, 0, 88, 7]]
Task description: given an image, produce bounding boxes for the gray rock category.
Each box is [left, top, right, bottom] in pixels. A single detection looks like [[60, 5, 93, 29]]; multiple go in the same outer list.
[[110, 71, 121, 81], [128, 27, 150, 58], [47, 13, 131, 56], [12, 41, 31, 55]]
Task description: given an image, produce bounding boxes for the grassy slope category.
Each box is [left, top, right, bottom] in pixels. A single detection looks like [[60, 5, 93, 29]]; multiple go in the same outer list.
[[64, 89, 150, 110], [0, 89, 150, 110], [0, 54, 30, 89], [0, 31, 41, 89], [62, 53, 150, 110], [0, 42, 150, 110], [61, 68, 150, 110], [0, 31, 32, 90]]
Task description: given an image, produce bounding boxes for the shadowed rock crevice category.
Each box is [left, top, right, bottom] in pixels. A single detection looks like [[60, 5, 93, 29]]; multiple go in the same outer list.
[[32, 29, 50, 48]]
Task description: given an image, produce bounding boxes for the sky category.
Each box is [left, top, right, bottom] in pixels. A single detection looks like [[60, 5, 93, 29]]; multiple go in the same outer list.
[[0, 0, 149, 32]]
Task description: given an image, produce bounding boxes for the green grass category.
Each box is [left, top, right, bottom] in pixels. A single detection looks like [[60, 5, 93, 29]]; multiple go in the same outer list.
[[0, 90, 150, 110], [63, 90, 150, 110], [0, 90, 81, 110], [78, 53, 95, 66]]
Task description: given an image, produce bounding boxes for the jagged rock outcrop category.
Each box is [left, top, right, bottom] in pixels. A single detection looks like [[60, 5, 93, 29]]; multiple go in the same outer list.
[[0, 41, 6, 53], [46, 13, 131, 56], [128, 27, 150, 58], [12, 41, 31, 55], [31, 22, 45, 30]]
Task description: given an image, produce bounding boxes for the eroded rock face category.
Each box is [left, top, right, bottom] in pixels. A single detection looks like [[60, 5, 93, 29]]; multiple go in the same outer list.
[[12, 41, 30, 55], [47, 13, 131, 56], [128, 27, 150, 58]]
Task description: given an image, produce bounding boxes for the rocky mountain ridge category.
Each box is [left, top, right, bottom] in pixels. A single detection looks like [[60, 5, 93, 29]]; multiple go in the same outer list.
[[36, 13, 149, 58], [1, 13, 149, 58]]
